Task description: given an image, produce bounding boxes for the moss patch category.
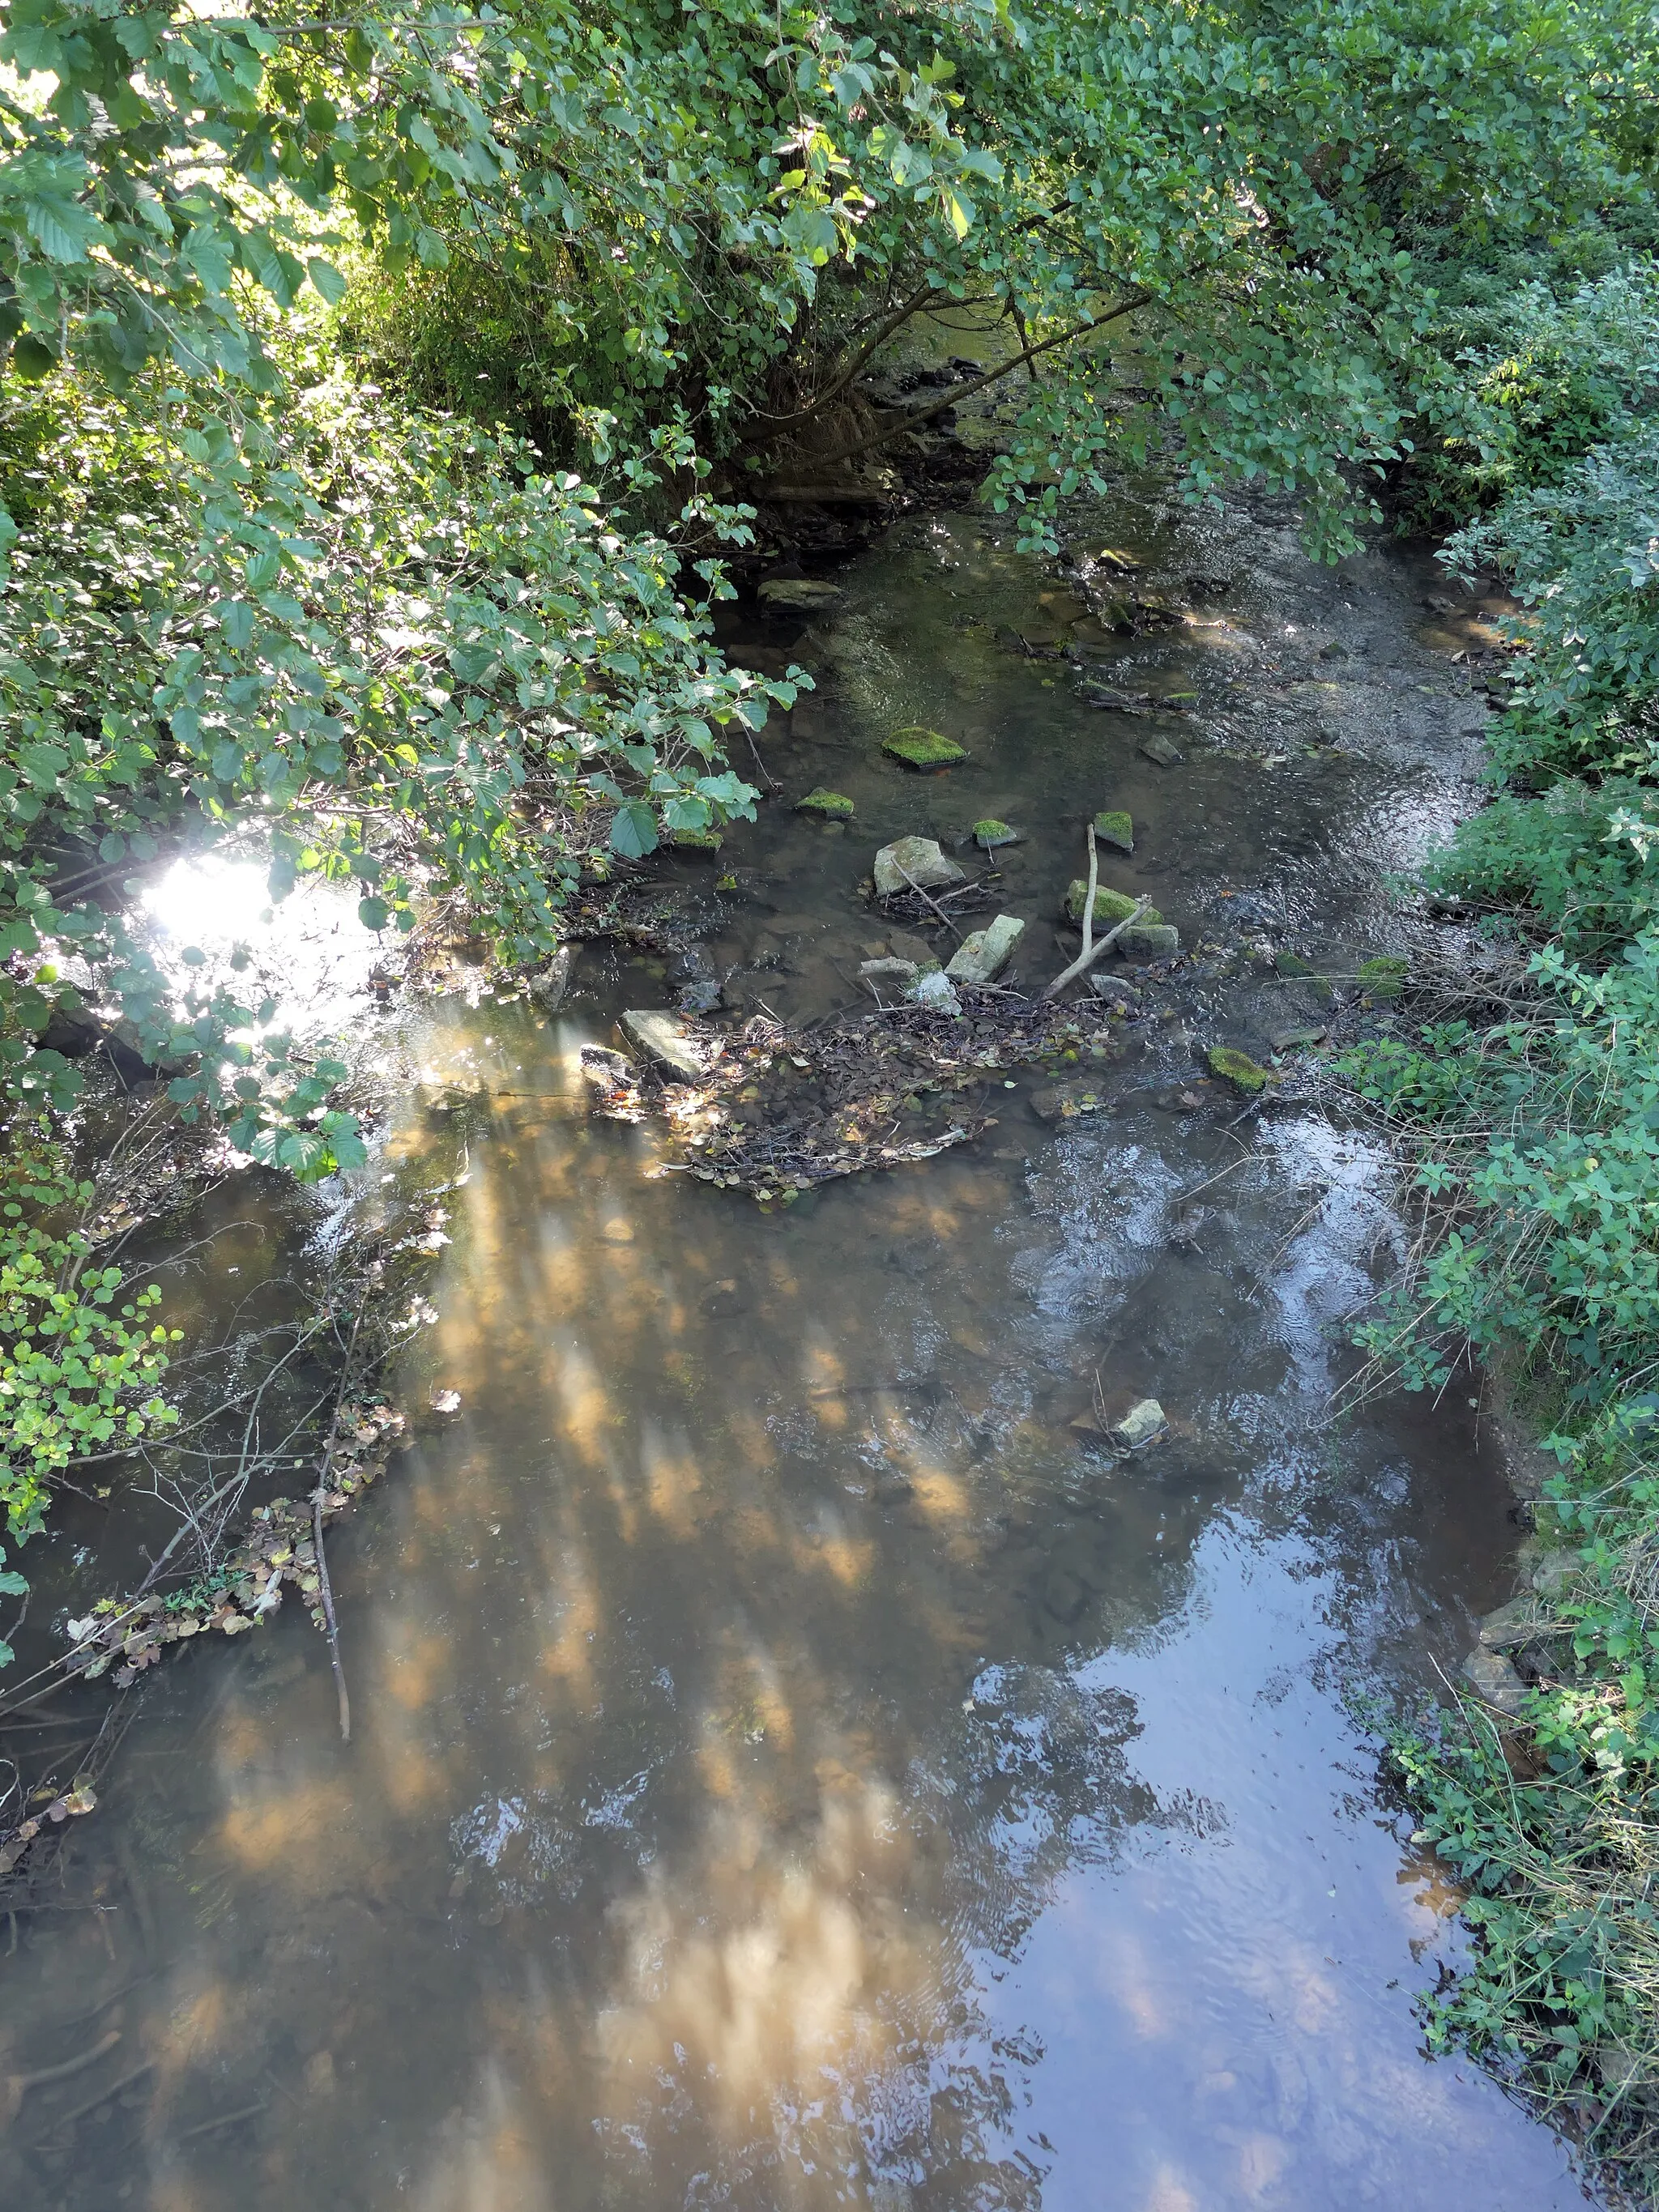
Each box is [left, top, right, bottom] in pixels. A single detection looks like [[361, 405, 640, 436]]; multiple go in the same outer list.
[[974, 818, 1019, 848], [670, 827, 723, 852], [1207, 1046, 1269, 1093], [1093, 808, 1134, 855], [1064, 880, 1162, 927], [1358, 953, 1409, 1001], [1274, 949, 1335, 1003], [795, 788, 855, 818], [884, 727, 967, 769]]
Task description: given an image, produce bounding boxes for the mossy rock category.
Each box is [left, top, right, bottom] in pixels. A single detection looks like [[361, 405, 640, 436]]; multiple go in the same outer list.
[[1093, 809, 1134, 855], [795, 788, 855, 818], [1064, 880, 1162, 928], [974, 818, 1019, 849], [1274, 949, 1334, 1003], [1358, 954, 1409, 1001], [670, 827, 723, 852], [884, 727, 967, 769], [1207, 1046, 1270, 1093]]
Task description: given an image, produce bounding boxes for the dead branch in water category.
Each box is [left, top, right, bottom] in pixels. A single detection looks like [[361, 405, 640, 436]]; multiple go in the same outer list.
[[1044, 824, 1151, 998], [312, 1311, 365, 1744]]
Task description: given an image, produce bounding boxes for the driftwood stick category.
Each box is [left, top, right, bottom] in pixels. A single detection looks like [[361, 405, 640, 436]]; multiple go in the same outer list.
[[891, 861, 966, 943], [311, 1310, 365, 1745], [1043, 897, 1150, 999], [1044, 825, 1151, 997], [5, 2028, 122, 2113], [38, 2058, 155, 2140]]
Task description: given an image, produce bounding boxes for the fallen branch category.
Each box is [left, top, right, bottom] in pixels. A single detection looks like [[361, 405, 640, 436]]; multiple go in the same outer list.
[[2, 2027, 122, 2125], [312, 1311, 364, 1745], [892, 860, 966, 942], [1043, 826, 1151, 998]]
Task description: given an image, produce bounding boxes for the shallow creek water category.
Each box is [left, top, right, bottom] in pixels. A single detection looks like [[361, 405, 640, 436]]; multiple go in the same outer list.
[[0, 487, 1592, 2210]]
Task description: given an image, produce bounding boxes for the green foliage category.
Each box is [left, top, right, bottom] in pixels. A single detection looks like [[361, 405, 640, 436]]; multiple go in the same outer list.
[[1341, 933, 1659, 1405], [0, 1128, 181, 1655], [318, 0, 1659, 556], [1421, 779, 1659, 953], [1401, 264, 1659, 526], [0, 367, 785, 1141], [1442, 424, 1659, 786]]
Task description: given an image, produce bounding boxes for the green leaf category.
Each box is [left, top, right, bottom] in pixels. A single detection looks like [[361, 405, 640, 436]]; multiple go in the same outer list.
[[608, 801, 659, 859], [11, 333, 58, 382], [307, 258, 348, 305]]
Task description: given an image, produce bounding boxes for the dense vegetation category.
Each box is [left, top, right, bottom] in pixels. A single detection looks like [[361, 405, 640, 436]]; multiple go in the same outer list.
[[6, 0, 1659, 2171], [1333, 241, 1659, 2200]]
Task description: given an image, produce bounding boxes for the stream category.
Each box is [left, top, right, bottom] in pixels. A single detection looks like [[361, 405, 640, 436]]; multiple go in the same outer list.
[[0, 480, 1591, 2210]]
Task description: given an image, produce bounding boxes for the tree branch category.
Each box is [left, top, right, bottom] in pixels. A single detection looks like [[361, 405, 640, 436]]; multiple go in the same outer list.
[[789, 291, 1151, 473], [750, 275, 942, 434]]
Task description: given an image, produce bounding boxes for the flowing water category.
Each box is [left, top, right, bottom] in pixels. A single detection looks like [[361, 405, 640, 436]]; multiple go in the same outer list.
[[0, 484, 1590, 2210]]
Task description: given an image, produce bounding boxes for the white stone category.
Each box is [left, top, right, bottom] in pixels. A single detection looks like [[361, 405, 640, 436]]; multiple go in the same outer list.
[[619, 1009, 705, 1083], [946, 914, 1025, 984], [1110, 1398, 1166, 1448], [909, 969, 962, 1015], [873, 837, 966, 898]]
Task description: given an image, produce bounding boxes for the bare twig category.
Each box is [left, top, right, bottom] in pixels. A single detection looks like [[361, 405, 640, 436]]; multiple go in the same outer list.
[[1044, 826, 1150, 999], [891, 861, 966, 943], [313, 1311, 365, 1745]]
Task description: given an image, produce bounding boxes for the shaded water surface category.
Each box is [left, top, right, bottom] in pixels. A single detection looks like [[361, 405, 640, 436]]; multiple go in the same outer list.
[[0, 490, 1585, 2210]]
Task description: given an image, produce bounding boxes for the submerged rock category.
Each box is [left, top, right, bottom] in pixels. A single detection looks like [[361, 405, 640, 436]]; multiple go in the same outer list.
[[1274, 950, 1336, 1004], [795, 787, 855, 818], [874, 836, 966, 897], [1093, 808, 1134, 855], [758, 576, 842, 612], [1269, 1023, 1328, 1053], [973, 818, 1020, 849], [1207, 1046, 1270, 1093], [1090, 974, 1140, 1012], [1461, 1647, 1528, 1715], [1139, 732, 1185, 768], [1030, 1079, 1108, 1122], [910, 968, 963, 1014], [946, 914, 1025, 984], [619, 1009, 706, 1084], [1111, 1398, 1166, 1448], [883, 727, 968, 769], [1064, 880, 1161, 927], [1119, 923, 1180, 959], [886, 929, 938, 966]]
